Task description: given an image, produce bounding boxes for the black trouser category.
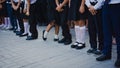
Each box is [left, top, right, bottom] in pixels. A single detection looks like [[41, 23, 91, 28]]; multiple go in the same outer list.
[[56, 6, 72, 40], [13, 3, 24, 32], [88, 9, 103, 50], [29, 3, 38, 38]]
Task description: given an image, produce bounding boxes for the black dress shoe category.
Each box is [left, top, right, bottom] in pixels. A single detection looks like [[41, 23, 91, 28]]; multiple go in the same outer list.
[[54, 38, 59, 41], [26, 36, 37, 40], [87, 48, 96, 53], [76, 43, 85, 49], [115, 59, 120, 67], [9, 28, 14, 30], [42, 30, 47, 41], [64, 39, 72, 45], [58, 38, 66, 43], [71, 42, 80, 48], [96, 55, 111, 61], [19, 33, 28, 37], [16, 31, 23, 35]]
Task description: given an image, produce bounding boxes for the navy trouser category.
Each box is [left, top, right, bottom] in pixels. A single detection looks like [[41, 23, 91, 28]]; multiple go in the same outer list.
[[29, 3, 38, 38], [88, 9, 103, 50], [13, 2, 24, 32], [102, 3, 120, 59]]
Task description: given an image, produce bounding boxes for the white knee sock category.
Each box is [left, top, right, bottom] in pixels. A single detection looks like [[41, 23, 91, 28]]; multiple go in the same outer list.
[[27, 25, 31, 36], [3, 17, 8, 28], [79, 26, 86, 43], [16, 19, 20, 31], [6, 17, 12, 29], [23, 22, 28, 34], [75, 26, 80, 43]]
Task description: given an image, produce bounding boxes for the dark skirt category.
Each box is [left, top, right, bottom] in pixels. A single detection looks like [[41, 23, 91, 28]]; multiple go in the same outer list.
[[22, 13, 29, 19], [47, 0, 59, 24], [68, 0, 88, 21], [0, 2, 8, 17]]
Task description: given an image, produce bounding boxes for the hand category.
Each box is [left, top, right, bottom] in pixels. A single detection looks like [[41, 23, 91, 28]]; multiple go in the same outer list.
[[88, 5, 97, 15], [26, 11, 30, 16], [13, 6, 18, 11], [56, 5, 63, 12], [23, 9, 27, 13], [79, 5, 85, 14], [0, 4, 2, 9]]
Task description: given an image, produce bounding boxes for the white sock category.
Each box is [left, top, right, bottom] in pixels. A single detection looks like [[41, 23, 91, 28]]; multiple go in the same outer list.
[[75, 26, 80, 42], [3, 17, 8, 28], [6, 17, 12, 29], [27, 25, 31, 36], [23, 22, 28, 34], [54, 34, 59, 39], [79, 26, 86, 43], [0, 24, 4, 27], [16, 19, 20, 31], [7, 17, 12, 28], [44, 31, 48, 38]]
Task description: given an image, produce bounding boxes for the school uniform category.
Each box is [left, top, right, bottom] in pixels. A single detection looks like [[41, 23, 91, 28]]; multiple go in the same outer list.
[[68, 0, 88, 21], [86, 0, 104, 54], [6, 0, 16, 30], [0, 0, 7, 17], [57, 0, 72, 45], [69, 0, 87, 49], [26, 0, 38, 40], [47, 0, 57, 23], [96, 0, 120, 67], [12, 0, 24, 35], [36, 0, 47, 24], [22, 0, 28, 20]]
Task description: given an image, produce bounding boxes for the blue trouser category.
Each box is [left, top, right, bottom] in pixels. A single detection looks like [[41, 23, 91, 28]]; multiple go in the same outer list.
[[102, 3, 120, 59]]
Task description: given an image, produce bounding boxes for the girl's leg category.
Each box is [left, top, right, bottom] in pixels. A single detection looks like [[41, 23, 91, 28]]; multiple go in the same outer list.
[[54, 24, 59, 41]]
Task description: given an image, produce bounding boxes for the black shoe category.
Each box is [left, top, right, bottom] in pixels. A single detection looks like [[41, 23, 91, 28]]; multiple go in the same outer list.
[[76, 43, 85, 49], [26, 36, 37, 40], [115, 59, 120, 67], [9, 28, 14, 30], [54, 38, 59, 41], [42, 30, 47, 41], [94, 50, 102, 55], [87, 48, 96, 53], [96, 55, 111, 61], [16, 31, 23, 35], [64, 39, 72, 45], [71, 42, 79, 48], [19, 33, 28, 37], [58, 38, 66, 43]]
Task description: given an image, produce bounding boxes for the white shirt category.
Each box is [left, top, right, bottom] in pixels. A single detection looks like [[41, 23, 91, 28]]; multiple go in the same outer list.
[[30, 0, 37, 4], [24, 0, 27, 9], [85, 0, 104, 10], [13, 0, 20, 2], [109, 0, 120, 4]]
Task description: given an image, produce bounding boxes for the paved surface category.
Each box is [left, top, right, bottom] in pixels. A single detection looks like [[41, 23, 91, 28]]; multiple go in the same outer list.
[[0, 26, 118, 68]]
